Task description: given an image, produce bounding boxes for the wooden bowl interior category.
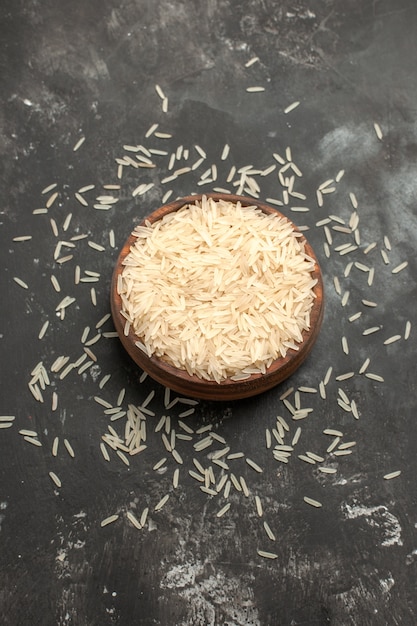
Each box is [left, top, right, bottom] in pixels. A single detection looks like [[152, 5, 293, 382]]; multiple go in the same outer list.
[[110, 194, 324, 400]]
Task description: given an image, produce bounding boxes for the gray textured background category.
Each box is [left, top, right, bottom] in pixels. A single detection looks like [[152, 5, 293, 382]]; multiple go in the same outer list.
[[1, 1, 417, 624]]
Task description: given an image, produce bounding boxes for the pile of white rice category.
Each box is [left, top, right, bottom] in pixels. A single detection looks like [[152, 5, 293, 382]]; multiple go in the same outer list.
[[118, 196, 318, 382]]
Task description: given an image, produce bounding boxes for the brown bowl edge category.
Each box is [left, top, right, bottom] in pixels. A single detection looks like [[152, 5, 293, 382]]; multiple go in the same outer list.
[[110, 194, 325, 400]]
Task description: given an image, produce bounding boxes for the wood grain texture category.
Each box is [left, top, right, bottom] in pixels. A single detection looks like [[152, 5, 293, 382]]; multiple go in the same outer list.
[[111, 194, 324, 400]]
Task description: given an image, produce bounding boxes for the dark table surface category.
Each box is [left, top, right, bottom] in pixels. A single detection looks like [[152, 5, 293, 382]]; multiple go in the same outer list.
[[1, 1, 417, 624]]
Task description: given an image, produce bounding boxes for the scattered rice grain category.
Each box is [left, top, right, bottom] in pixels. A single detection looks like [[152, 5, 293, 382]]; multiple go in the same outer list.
[[100, 514, 119, 527]]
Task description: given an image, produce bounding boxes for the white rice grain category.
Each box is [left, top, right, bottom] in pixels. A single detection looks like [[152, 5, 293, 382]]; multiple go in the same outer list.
[[75, 192, 89, 206], [326, 437, 340, 453], [363, 326, 382, 336], [303, 496, 322, 508], [46, 191, 59, 208], [145, 123, 159, 138], [216, 502, 231, 518], [257, 549, 278, 559], [323, 428, 343, 437], [245, 56, 259, 67], [42, 183, 57, 194], [245, 457, 263, 473], [13, 235, 32, 242], [23, 436, 42, 447], [365, 372, 384, 382], [126, 511, 142, 529], [154, 494, 170, 511], [381, 249, 390, 265], [384, 335, 401, 345], [50, 438, 58, 458], [284, 101, 300, 114], [332, 449, 353, 456], [373, 122, 383, 140], [38, 320, 49, 339], [335, 372, 354, 381], [13, 277, 29, 290], [299, 453, 316, 464], [255, 495, 263, 517], [392, 261, 408, 274], [221, 144, 230, 160], [173, 468, 180, 489], [49, 471, 62, 488], [63, 438, 75, 458], [50, 275, 61, 292], [100, 514, 119, 527], [100, 442, 110, 462], [73, 136, 86, 151], [383, 470, 401, 480]]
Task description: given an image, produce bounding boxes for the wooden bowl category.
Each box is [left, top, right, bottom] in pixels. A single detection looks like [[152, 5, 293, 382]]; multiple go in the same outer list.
[[111, 194, 324, 400]]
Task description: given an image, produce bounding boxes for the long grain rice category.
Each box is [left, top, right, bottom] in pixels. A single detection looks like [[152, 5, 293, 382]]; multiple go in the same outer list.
[[323, 428, 343, 437], [373, 122, 383, 140], [392, 261, 408, 274], [284, 101, 300, 114], [303, 496, 322, 508], [326, 437, 340, 453], [335, 372, 354, 381], [173, 468, 180, 488], [255, 495, 263, 517], [216, 502, 231, 517], [126, 511, 142, 529], [119, 195, 316, 386], [291, 427, 302, 446], [246, 458, 263, 473], [154, 494, 170, 511], [23, 436, 42, 447], [100, 514, 119, 527], [49, 471, 62, 488], [257, 549, 278, 559], [52, 437, 59, 456], [38, 320, 49, 339], [365, 372, 384, 382], [63, 438, 75, 457], [383, 470, 401, 480], [46, 192, 59, 208], [298, 453, 315, 464], [384, 335, 401, 345], [42, 183, 57, 194], [263, 521, 276, 541], [363, 326, 381, 336], [73, 136, 86, 152], [13, 277, 29, 289]]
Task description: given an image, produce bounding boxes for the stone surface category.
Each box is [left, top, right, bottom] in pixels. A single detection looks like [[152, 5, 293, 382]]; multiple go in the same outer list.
[[1, 1, 417, 624]]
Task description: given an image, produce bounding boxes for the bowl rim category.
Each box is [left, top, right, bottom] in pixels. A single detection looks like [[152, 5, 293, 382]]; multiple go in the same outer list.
[[110, 193, 324, 400]]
